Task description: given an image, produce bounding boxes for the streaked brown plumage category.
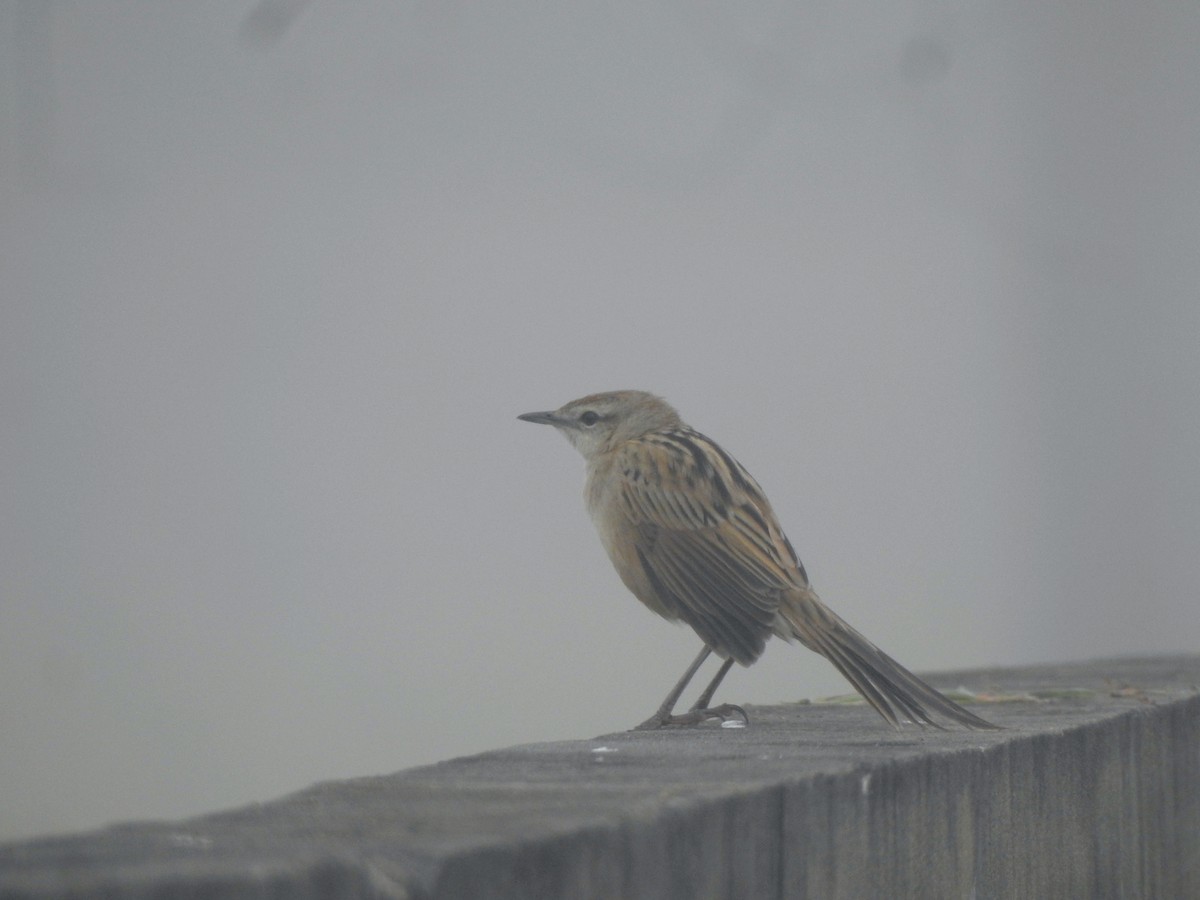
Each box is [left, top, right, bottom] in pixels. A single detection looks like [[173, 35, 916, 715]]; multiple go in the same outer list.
[[519, 390, 996, 731]]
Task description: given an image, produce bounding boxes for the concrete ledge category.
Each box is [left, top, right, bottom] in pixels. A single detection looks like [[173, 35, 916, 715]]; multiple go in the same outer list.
[[1, 655, 1198, 899]]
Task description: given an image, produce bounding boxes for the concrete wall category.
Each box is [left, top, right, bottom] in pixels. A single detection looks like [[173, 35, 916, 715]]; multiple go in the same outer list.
[[1, 655, 1197, 899]]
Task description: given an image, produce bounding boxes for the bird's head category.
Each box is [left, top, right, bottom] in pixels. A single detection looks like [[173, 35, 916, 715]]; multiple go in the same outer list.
[[518, 390, 683, 459]]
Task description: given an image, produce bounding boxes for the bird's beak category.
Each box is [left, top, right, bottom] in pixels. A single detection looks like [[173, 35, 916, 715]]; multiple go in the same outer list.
[[517, 410, 561, 426]]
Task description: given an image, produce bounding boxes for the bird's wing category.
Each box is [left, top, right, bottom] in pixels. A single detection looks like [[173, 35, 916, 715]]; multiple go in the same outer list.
[[613, 429, 808, 664]]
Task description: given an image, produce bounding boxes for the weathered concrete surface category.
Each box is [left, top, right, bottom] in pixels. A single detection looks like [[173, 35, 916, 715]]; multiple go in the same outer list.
[[1, 655, 1197, 899]]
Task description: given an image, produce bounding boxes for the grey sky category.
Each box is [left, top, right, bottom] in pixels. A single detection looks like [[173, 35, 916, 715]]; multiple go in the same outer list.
[[1, 1, 1197, 842]]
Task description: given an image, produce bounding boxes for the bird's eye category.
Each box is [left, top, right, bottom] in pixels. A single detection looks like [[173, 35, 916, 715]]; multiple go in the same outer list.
[[579, 411, 600, 426]]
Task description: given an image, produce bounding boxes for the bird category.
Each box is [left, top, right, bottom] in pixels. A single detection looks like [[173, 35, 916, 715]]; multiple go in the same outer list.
[[518, 390, 996, 731]]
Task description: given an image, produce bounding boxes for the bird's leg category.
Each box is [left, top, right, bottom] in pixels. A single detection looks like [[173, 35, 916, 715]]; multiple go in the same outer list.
[[634, 646, 748, 729], [690, 655, 735, 711], [633, 645, 711, 730], [674, 655, 747, 726]]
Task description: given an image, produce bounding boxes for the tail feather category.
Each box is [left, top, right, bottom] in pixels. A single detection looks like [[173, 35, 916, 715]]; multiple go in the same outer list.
[[782, 592, 998, 730], [823, 636, 942, 728]]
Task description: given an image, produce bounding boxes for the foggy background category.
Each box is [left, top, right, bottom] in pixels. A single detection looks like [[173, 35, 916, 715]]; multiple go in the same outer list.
[[1, 1, 1197, 842]]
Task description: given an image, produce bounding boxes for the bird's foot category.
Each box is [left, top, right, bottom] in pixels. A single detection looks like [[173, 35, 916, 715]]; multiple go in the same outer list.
[[633, 703, 749, 730]]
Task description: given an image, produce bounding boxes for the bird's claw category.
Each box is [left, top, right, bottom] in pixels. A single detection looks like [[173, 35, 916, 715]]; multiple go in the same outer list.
[[633, 703, 749, 730]]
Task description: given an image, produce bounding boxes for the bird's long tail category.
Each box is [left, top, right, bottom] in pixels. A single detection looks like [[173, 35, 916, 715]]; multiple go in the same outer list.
[[780, 590, 998, 730]]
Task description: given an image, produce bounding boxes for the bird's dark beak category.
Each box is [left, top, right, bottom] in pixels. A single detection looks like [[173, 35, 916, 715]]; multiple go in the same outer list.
[[517, 410, 560, 426]]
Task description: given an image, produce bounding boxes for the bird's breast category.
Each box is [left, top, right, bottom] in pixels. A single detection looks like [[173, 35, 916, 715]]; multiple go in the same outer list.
[[583, 457, 680, 622]]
